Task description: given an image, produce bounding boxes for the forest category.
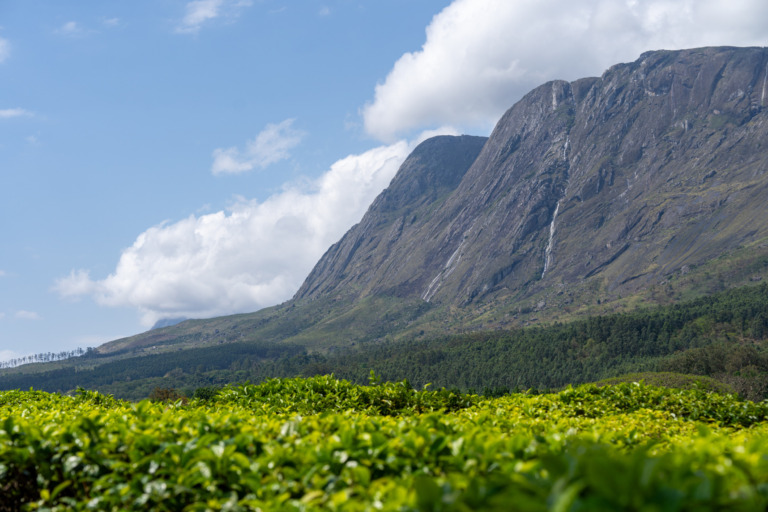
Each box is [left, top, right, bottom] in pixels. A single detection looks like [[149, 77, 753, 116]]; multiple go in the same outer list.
[[1, 283, 767, 401]]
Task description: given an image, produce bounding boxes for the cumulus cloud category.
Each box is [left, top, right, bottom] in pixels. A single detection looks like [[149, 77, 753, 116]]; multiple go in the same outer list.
[[176, 0, 253, 34], [0, 108, 32, 119], [55, 139, 420, 327], [178, 0, 223, 33], [363, 0, 768, 140], [0, 38, 9, 63], [56, 270, 98, 298], [15, 310, 40, 320], [212, 119, 305, 175], [55, 21, 83, 37]]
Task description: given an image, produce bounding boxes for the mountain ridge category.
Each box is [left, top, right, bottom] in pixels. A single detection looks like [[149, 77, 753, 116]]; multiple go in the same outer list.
[[296, 46, 768, 317]]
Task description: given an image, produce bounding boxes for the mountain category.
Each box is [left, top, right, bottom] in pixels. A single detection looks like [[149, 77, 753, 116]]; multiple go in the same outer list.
[[297, 46, 768, 318], [4, 46, 768, 397], [151, 317, 188, 330], [296, 134, 488, 300]]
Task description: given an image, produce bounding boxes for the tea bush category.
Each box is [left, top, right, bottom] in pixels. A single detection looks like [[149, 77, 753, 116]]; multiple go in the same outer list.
[[2, 376, 768, 510]]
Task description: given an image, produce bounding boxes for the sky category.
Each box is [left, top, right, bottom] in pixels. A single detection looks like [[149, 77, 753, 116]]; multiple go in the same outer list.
[[1, 0, 767, 362]]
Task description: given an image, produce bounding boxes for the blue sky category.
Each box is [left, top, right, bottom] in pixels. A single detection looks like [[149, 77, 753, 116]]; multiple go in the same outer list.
[[1, 0, 767, 362]]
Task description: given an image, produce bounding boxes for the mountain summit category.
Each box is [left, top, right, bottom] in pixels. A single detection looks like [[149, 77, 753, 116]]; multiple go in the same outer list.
[[297, 46, 768, 314]]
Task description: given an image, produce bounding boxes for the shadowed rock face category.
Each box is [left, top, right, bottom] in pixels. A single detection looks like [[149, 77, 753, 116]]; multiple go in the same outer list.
[[296, 47, 768, 308]]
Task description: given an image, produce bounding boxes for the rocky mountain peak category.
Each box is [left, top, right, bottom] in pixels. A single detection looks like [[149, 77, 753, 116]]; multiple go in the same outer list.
[[294, 134, 487, 300], [296, 47, 768, 316]]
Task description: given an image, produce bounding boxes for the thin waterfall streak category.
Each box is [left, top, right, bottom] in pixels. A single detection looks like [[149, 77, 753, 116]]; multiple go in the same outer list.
[[541, 201, 560, 278]]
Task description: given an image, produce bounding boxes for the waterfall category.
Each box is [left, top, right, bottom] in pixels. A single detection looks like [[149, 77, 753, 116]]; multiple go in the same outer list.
[[541, 201, 560, 278]]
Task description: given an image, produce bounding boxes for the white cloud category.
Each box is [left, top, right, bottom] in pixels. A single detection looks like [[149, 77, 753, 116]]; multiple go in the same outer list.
[[0, 38, 9, 63], [55, 21, 82, 37], [211, 119, 305, 175], [15, 310, 40, 320], [176, 0, 253, 34], [103, 18, 120, 27], [54, 138, 429, 327], [0, 108, 32, 119], [56, 270, 99, 299], [363, 0, 768, 141], [178, 0, 223, 33]]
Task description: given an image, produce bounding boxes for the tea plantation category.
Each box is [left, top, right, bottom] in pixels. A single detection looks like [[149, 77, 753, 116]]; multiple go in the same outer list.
[[3, 376, 768, 510]]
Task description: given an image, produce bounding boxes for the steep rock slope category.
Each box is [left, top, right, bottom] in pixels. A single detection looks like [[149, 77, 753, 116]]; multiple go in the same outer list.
[[297, 47, 768, 309], [295, 135, 488, 299]]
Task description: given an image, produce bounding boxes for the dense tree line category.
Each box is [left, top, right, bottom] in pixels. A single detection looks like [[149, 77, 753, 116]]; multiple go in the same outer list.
[[0, 342, 305, 399], [314, 282, 768, 396], [139, 283, 768, 399], [1, 283, 766, 400], [0, 347, 94, 369]]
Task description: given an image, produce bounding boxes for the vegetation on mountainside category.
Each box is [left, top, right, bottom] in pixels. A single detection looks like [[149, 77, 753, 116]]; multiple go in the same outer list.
[[592, 372, 736, 395], [1, 283, 767, 401], [0, 347, 94, 370], [319, 282, 768, 398], [4, 377, 768, 510]]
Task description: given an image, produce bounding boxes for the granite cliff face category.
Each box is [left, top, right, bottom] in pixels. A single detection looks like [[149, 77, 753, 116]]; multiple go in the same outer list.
[[296, 47, 768, 312], [295, 135, 487, 299]]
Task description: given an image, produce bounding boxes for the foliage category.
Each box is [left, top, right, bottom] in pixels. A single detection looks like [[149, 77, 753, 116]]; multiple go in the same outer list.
[[0, 341, 307, 399], [191, 386, 221, 402], [0, 347, 94, 370], [660, 343, 768, 401], [593, 372, 736, 394], [212, 374, 476, 416], [148, 387, 188, 404], [316, 282, 768, 397], [1, 283, 767, 401], [2, 379, 768, 510]]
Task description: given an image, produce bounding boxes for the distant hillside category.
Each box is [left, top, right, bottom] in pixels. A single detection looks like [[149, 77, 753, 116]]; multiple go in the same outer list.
[[2, 282, 766, 400]]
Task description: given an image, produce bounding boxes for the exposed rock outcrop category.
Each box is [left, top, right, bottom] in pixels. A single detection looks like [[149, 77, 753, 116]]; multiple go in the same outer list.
[[297, 47, 768, 311]]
